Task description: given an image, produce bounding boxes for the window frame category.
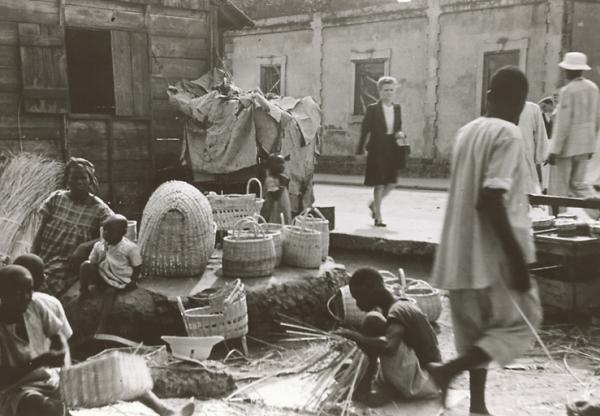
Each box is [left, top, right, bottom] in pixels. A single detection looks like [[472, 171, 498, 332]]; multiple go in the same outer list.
[[256, 56, 287, 96], [260, 63, 282, 95], [350, 48, 391, 122]]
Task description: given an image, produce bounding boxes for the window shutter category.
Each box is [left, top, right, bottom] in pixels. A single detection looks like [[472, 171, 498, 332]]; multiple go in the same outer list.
[[18, 23, 68, 114], [111, 30, 150, 117]]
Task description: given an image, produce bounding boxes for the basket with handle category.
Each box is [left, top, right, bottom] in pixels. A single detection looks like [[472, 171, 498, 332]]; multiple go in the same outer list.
[[398, 268, 442, 322], [253, 215, 284, 266], [59, 351, 153, 408], [207, 178, 265, 231], [223, 218, 276, 278], [176, 279, 248, 340], [294, 208, 329, 261], [282, 224, 321, 268]]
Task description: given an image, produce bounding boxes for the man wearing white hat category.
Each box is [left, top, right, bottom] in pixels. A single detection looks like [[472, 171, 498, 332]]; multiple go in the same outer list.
[[546, 52, 600, 204]]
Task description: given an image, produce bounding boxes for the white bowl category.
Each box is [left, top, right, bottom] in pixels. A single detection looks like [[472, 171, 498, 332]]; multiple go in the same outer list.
[[161, 336, 224, 361]]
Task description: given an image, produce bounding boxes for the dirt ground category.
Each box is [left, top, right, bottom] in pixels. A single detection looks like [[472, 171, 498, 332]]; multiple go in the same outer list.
[[71, 292, 600, 416]]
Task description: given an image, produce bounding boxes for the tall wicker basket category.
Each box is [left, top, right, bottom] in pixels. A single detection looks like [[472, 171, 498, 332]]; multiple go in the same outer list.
[[138, 181, 216, 278], [207, 178, 264, 231], [176, 279, 249, 353], [294, 208, 329, 261], [60, 352, 153, 408]]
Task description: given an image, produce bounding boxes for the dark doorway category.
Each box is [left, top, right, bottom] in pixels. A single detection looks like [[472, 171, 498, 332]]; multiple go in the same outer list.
[[481, 50, 520, 114], [66, 28, 116, 114]]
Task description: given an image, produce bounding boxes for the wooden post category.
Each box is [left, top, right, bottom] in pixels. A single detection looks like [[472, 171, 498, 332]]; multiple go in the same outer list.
[[107, 118, 115, 206]]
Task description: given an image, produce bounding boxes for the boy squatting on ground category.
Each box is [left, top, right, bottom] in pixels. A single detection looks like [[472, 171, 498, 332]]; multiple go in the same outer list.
[[0, 265, 196, 416], [335, 267, 441, 406], [79, 214, 142, 334], [429, 66, 543, 415]]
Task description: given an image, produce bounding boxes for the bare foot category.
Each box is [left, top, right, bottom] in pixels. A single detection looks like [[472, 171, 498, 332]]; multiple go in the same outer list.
[[427, 363, 452, 408]]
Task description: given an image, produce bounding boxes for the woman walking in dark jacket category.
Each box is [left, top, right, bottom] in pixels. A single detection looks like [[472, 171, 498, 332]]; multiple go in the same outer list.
[[357, 76, 408, 227]]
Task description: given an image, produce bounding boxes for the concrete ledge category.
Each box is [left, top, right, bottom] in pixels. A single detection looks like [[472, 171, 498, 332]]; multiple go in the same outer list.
[[330, 233, 438, 258]]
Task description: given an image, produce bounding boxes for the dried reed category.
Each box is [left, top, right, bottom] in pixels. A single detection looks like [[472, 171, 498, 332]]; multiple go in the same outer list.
[[0, 152, 63, 259]]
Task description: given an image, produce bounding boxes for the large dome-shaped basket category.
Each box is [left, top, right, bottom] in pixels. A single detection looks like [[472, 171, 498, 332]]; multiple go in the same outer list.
[[138, 180, 216, 278]]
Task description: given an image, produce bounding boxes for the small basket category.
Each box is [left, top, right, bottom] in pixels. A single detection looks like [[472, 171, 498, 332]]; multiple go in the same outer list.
[[60, 352, 153, 408], [207, 178, 265, 231], [177, 279, 248, 340], [256, 215, 284, 266], [405, 286, 442, 322], [282, 224, 321, 268], [294, 208, 329, 261], [223, 219, 276, 278]]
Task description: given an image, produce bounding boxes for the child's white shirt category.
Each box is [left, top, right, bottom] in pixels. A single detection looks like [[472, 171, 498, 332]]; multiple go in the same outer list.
[[89, 237, 142, 289]]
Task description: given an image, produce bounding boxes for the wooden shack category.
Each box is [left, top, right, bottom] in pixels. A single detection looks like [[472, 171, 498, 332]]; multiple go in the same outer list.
[[0, 0, 252, 220]]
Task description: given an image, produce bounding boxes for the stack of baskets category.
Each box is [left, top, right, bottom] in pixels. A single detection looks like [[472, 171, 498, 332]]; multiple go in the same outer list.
[[207, 178, 264, 231], [294, 208, 329, 261], [60, 351, 153, 408], [138, 181, 216, 278], [222, 218, 277, 278], [177, 279, 248, 345]]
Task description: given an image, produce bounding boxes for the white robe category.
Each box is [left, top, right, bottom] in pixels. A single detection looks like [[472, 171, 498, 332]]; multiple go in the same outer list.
[[518, 101, 548, 194]]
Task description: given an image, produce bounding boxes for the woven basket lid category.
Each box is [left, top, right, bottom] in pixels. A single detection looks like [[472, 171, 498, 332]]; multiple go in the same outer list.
[[138, 181, 215, 278]]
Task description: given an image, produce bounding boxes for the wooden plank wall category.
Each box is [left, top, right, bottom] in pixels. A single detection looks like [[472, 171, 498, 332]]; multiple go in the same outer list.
[[0, 0, 211, 221]]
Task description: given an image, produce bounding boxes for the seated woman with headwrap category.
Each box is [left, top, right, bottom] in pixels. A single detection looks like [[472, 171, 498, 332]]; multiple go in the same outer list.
[[31, 158, 113, 297]]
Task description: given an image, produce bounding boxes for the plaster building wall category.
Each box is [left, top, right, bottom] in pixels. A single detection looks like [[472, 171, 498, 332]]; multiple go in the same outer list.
[[321, 16, 429, 156], [226, 0, 568, 173], [436, 1, 556, 157], [228, 27, 317, 98], [570, 0, 600, 88]]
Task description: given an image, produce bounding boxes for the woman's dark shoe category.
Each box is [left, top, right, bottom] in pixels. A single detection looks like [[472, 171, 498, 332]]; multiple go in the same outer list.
[[374, 220, 387, 227]]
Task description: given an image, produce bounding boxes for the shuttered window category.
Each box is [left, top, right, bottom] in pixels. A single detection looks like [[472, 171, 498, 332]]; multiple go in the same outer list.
[[18, 23, 69, 114], [19, 25, 150, 117], [111, 30, 150, 117], [260, 64, 281, 96]]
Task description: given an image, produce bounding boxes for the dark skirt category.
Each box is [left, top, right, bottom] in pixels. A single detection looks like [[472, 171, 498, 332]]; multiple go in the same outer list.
[[364, 134, 407, 186]]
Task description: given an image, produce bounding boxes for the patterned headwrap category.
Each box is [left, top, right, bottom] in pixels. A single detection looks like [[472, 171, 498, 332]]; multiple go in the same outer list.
[[64, 157, 99, 195]]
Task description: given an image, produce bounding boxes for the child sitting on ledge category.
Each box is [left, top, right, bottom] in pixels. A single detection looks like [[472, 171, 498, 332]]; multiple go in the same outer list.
[[79, 214, 142, 334]]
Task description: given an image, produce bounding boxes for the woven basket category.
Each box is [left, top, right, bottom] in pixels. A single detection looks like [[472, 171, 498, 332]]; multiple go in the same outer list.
[[223, 219, 276, 278], [255, 215, 284, 266], [138, 181, 216, 278], [60, 352, 153, 408], [177, 279, 248, 340], [282, 224, 321, 268], [405, 286, 442, 322], [294, 208, 329, 261], [208, 178, 265, 231]]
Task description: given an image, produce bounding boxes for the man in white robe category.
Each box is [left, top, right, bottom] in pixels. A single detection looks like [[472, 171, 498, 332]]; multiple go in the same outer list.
[[518, 101, 548, 194]]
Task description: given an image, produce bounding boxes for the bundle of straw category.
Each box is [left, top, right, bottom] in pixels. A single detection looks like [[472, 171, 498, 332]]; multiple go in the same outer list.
[[0, 152, 63, 260]]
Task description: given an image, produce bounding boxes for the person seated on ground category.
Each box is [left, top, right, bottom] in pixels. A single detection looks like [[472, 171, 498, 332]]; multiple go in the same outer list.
[[0, 265, 70, 416], [13, 254, 73, 358], [31, 157, 113, 298], [80, 214, 142, 334], [261, 153, 292, 224], [0, 265, 196, 416], [335, 267, 441, 407]]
